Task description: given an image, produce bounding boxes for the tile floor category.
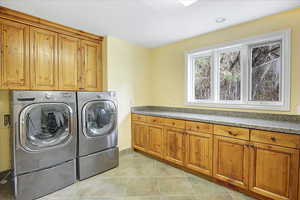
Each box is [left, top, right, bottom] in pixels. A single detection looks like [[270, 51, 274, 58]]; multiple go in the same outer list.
[[0, 151, 256, 200]]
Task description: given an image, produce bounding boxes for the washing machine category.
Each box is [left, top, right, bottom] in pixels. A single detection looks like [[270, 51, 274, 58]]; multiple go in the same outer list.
[[11, 91, 77, 200], [77, 91, 118, 180]]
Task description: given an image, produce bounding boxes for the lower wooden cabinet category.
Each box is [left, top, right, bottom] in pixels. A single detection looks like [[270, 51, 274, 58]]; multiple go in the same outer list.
[[185, 132, 213, 176], [131, 114, 300, 200], [163, 127, 185, 166], [132, 122, 148, 152], [132, 122, 164, 158], [213, 135, 249, 190], [148, 126, 163, 157], [249, 143, 299, 200]]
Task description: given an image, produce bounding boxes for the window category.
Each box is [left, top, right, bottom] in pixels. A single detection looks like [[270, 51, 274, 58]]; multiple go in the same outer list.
[[193, 53, 212, 100], [186, 30, 291, 111]]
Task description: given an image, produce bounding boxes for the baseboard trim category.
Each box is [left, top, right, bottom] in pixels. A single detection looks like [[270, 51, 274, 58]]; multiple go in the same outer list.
[[119, 148, 133, 156]]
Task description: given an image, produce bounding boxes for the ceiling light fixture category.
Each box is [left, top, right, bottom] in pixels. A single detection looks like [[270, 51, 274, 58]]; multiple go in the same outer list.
[[216, 17, 226, 23], [179, 0, 199, 7]]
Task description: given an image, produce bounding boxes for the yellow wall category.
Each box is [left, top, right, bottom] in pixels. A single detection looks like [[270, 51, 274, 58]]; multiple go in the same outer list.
[[1, 8, 300, 172], [0, 36, 152, 171], [104, 36, 152, 151], [0, 91, 11, 172], [151, 8, 300, 115]]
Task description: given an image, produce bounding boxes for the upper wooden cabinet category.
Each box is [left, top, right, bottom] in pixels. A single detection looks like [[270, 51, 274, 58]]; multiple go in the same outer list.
[[80, 40, 102, 91], [30, 27, 58, 90], [58, 34, 81, 90], [249, 143, 299, 200], [0, 7, 103, 91], [0, 19, 30, 89]]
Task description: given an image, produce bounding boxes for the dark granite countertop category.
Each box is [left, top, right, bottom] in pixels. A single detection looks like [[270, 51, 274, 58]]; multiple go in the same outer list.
[[131, 106, 300, 135]]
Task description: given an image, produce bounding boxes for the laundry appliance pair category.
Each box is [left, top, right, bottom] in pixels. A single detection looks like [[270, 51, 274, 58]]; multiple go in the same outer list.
[[11, 91, 118, 200]]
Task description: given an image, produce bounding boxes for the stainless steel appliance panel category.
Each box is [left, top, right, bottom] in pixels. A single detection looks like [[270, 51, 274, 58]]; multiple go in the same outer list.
[[77, 92, 118, 157], [11, 91, 77, 175], [14, 160, 76, 200], [77, 147, 119, 180]]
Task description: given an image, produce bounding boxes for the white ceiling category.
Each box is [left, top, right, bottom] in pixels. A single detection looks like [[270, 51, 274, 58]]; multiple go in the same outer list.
[[1, 0, 300, 48]]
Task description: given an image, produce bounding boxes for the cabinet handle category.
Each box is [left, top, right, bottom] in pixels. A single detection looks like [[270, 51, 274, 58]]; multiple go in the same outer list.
[[228, 131, 238, 136], [270, 136, 276, 142]]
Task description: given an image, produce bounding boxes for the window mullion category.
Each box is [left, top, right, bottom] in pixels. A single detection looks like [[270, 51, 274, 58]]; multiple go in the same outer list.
[[213, 51, 219, 103], [241, 45, 248, 105]]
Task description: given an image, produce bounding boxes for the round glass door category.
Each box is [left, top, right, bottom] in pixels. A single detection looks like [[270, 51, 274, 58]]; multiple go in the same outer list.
[[20, 103, 73, 151], [82, 100, 117, 137]]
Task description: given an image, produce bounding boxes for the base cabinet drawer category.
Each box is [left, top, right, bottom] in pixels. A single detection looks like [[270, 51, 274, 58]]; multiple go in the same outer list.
[[213, 135, 249, 190], [185, 132, 213, 176], [214, 125, 250, 140], [163, 118, 186, 129], [249, 143, 299, 200], [132, 114, 147, 123], [251, 130, 300, 149]]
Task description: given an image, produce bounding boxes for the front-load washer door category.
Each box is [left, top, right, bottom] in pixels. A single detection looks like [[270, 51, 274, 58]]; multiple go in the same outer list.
[[83, 100, 117, 138], [79, 100, 117, 156], [20, 103, 73, 152]]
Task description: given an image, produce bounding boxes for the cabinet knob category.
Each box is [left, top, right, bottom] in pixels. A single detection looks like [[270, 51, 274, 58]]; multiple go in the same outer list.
[[228, 131, 238, 136], [270, 136, 276, 142]]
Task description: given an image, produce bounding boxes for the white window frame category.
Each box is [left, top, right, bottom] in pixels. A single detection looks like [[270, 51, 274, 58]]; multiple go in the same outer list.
[[185, 29, 291, 111]]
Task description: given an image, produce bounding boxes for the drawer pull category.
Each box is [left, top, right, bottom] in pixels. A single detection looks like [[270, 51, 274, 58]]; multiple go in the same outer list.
[[228, 131, 238, 136], [270, 136, 276, 142], [196, 126, 200, 129], [172, 122, 175, 125]]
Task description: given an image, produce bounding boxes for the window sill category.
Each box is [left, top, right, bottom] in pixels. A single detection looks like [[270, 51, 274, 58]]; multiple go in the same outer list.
[[185, 101, 290, 111]]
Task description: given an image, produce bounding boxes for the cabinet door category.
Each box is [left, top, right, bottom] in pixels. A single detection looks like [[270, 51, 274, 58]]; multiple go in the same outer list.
[[148, 126, 163, 158], [30, 27, 58, 90], [58, 34, 80, 90], [163, 128, 185, 166], [249, 143, 299, 200], [0, 19, 29, 89], [185, 132, 213, 176], [132, 123, 148, 152], [213, 135, 249, 189], [81, 40, 102, 91]]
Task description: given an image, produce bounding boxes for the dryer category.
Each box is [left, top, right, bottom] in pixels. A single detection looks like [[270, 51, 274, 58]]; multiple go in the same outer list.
[[11, 91, 77, 200], [77, 91, 118, 180]]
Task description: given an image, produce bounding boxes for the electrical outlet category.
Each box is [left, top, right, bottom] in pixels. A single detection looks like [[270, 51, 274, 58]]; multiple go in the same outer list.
[[0, 113, 11, 128], [4, 114, 10, 127]]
